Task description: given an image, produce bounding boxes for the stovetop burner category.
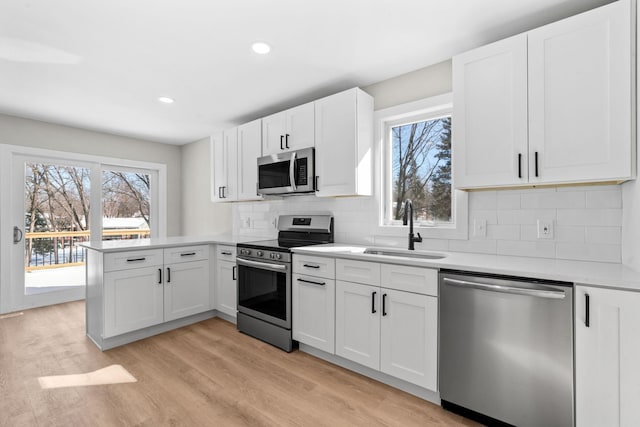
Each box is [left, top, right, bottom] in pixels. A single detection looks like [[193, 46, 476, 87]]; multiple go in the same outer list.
[[237, 215, 334, 253]]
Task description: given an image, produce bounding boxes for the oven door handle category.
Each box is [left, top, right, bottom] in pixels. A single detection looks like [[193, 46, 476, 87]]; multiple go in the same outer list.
[[289, 151, 297, 191], [237, 257, 288, 272]]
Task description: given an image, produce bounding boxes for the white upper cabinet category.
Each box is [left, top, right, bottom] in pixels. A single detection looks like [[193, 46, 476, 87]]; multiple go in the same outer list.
[[453, 34, 528, 188], [528, 0, 632, 184], [315, 88, 374, 197], [454, 0, 634, 189], [236, 119, 262, 201], [211, 129, 238, 202], [262, 102, 315, 155]]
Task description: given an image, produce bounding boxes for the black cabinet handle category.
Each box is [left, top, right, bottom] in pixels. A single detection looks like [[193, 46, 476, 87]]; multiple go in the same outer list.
[[221, 186, 226, 199], [221, 251, 232, 256], [232, 265, 237, 281], [127, 257, 146, 262], [297, 278, 325, 286], [180, 252, 196, 257], [382, 293, 387, 316], [158, 268, 162, 284], [371, 291, 377, 314], [585, 293, 590, 327], [218, 186, 222, 199], [518, 153, 522, 178], [285, 134, 290, 149], [303, 264, 320, 269], [167, 267, 171, 283], [534, 151, 539, 177], [280, 135, 284, 150], [315, 176, 319, 191]]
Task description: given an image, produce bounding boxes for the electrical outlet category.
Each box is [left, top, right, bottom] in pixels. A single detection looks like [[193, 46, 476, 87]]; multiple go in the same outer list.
[[473, 219, 487, 237], [537, 220, 554, 239], [241, 217, 251, 229]]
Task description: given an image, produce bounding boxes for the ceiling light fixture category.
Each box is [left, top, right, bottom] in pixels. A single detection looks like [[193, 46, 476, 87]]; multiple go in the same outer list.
[[157, 96, 174, 104], [251, 42, 271, 55]]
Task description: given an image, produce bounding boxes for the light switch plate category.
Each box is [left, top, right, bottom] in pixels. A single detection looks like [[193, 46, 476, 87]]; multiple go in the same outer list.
[[537, 219, 554, 239]]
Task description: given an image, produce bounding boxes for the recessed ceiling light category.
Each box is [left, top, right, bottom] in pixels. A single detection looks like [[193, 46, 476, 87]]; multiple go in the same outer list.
[[157, 96, 174, 104], [251, 42, 271, 55]]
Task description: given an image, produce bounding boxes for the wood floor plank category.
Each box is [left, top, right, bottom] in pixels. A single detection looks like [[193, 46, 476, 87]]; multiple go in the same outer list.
[[0, 301, 477, 427]]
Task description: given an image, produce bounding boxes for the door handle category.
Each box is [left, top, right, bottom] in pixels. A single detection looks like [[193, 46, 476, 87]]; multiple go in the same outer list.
[[289, 151, 297, 191], [158, 268, 162, 284], [285, 133, 290, 149], [518, 153, 522, 179], [585, 293, 590, 327], [232, 265, 237, 281], [442, 277, 566, 299], [13, 226, 23, 244], [280, 135, 284, 150], [534, 151, 539, 177], [382, 293, 388, 316], [371, 291, 377, 314], [167, 267, 171, 283]]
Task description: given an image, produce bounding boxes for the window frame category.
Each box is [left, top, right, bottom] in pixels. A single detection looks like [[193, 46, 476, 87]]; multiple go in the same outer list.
[[374, 93, 468, 240]]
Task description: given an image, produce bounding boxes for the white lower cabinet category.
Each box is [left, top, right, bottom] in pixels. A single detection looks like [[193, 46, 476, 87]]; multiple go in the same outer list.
[[335, 280, 380, 369], [334, 259, 439, 391], [215, 245, 237, 318], [575, 285, 640, 427], [292, 273, 336, 353], [379, 289, 437, 391], [104, 266, 164, 338], [101, 245, 211, 339]]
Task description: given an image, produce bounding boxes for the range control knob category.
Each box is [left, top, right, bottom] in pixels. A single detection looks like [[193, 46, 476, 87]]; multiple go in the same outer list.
[[275, 253, 282, 260], [256, 251, 264, 257], [270, 253, 275, 259], [243, 249, 251, 256]]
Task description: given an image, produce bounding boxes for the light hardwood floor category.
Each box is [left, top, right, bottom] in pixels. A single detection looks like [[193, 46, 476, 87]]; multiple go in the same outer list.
[[0, 301, 478, 426]]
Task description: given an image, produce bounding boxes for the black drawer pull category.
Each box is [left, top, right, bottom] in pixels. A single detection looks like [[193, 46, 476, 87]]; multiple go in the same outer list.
[[518, 153, 522, 178], [303, 264, 320, 269], [158, 268, 162, 284], [382, 293, 387, 316], [534, 151, 539, 177], [167, 267, 171, 283], [371, 291, 377, 314], [585, 293, 590, 327], [221, 251, 233, 256], [232, 266, 237, 281], [297, 278, 325, 286], [126, 257, 146, 262], [180, 252, 196, 257]]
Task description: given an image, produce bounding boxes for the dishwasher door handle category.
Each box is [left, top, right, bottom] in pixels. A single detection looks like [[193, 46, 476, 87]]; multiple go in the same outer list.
[[442, 277, 566, 299]]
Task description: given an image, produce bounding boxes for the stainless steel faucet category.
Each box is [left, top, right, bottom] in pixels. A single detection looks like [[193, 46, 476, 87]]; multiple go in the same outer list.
[[402, 199, 423, 250]]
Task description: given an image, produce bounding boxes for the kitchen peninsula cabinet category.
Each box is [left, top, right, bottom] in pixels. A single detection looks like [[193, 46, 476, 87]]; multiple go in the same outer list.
[[262, 102, 315, 155], [85, 244, 213, 350], [575, 285, 640, 427], [454, 0, 633, 189]]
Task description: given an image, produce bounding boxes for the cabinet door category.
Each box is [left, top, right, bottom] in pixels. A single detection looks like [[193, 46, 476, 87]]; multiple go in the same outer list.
[[528, 1, 632, 184], [164, 260, 211, 322], [453, 34, 528, 189], [285, 102, 315, 151], [222, 129, 238, 201], [335, 280, 380, 370], [237, 119, 263, 201], [575, 285, 640, 427], [216, 260, 237, 318], [380, 289, 437, 391], [211, 132, 226, 202], [104, 266, 164, 338], [315, 88, 373, 197], [262, 111, 286, 155], [292, 274, 335, 354]]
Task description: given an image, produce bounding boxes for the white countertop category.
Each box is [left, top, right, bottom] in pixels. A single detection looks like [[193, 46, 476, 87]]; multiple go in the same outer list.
[[80, 234, 258, 252], [292, 244, 640, 292]]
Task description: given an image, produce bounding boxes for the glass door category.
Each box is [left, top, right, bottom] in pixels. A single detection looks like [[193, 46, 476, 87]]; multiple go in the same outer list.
[[11, 155, 100, 310]]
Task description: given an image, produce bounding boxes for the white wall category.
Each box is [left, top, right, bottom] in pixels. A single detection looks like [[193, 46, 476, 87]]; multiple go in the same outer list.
[[181, 137, 232, 236], [0, 113, 183, 236]]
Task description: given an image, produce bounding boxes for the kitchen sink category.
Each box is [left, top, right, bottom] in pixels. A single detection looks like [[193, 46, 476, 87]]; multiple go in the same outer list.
[[363, 248, 447, 260]]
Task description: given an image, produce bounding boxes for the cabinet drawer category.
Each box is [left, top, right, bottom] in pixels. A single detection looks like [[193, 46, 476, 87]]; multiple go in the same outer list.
[[336, 259, 380, 286], [293, 255, 335, 279], [104, 249, 164, 273], [216, 245, 236, 261], [381, 264, 438, 296], [164, 245, 209, 264]]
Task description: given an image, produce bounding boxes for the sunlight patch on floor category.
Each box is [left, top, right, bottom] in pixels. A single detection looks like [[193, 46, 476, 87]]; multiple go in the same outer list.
[[38, 364, 137, 389]]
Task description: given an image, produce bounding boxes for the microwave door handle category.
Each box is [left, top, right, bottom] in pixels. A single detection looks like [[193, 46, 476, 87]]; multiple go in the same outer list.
[[289, 151, 297, 191]]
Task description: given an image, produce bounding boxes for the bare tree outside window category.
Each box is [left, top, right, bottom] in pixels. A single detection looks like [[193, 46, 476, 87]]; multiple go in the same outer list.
[[102, 171, 151, 227], [391, 116, 452, 224]]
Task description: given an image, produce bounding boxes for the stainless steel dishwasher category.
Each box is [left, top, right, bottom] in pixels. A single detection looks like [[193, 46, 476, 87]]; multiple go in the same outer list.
[[439, 270, 574, 427]]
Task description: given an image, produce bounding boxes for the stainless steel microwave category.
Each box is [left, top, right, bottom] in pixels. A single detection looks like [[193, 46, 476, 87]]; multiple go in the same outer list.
[[257, 147, 315, 195]]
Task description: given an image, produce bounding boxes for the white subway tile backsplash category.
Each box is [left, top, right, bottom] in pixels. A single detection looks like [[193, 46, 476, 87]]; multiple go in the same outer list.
[[586, 226, 622, 245], [586, 190, 622, 209], [496, 240, 556, 259], [556, 243, 621, 263], [231, 184, 623, 263], [557, 209, 622, 227], [520, 191, 585, 209]]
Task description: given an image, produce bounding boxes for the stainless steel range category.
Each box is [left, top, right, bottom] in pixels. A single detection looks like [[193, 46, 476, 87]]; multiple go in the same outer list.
[[236, 214, 334, 352]]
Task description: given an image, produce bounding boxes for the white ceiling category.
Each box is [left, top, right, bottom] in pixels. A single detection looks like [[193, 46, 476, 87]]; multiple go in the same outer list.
[[0, 0, 614, 145]]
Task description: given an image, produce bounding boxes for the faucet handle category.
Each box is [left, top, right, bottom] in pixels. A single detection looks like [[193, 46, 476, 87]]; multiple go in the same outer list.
[[415, 232, 423, 242]]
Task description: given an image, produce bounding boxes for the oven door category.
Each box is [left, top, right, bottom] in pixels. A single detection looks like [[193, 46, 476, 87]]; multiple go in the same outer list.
[[236, 257, 291, 329]]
